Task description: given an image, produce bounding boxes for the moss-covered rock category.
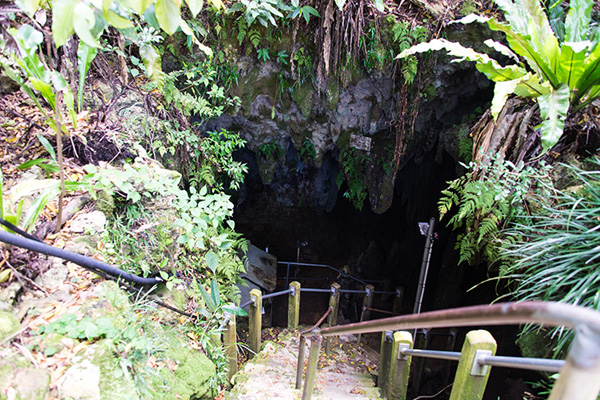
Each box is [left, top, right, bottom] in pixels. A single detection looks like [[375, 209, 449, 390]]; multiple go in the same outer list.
[[0, 348, 50, 400], [0, 310, 20, 341], [146, 329, 216, 400]]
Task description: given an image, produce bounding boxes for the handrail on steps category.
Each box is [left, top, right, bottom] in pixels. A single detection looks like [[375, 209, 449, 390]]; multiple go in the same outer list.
[[297, 301, 600, 400]]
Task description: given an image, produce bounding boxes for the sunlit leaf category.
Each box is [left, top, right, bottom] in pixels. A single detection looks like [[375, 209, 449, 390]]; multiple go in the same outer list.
[[52, 0, 77, 47], [15, 0, 40, 17], [564, 0, 593, 43], [185, 0, 203, 17], [77, 43, 97, 112], [205, 250, 218, 273], [155, 0, 182, 35], [538, 83, 570, 152], [104, 10, 134, 29], [73, 2, 101, 48], [491, 79, 519, 119]]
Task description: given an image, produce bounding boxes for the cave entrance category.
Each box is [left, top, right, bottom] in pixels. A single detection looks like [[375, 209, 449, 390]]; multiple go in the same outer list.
[[233, 142, 460, 326]]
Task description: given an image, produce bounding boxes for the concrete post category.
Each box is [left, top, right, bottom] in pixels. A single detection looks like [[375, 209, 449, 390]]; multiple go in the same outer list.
[[449, 330, 497, 400], [248, 288, 262, 357], [358, 284, 375, 345], [223, 313, 237, 380], [548, 326, 600, 400], [377, 330, 394, 394], [288, 281, 301, 330], [326, 283, 340, 354], [389, 331, 413, 400]]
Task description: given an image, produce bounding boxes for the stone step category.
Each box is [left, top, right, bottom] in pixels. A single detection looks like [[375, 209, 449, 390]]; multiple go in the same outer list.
[[226, 331, 383, 400]]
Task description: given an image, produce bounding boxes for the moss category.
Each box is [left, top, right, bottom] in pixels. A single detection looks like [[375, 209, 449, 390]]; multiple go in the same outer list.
[[516, 329, 553, 361], [147, 332, 216, 400], [84, 340, 139, 400], [290, 82, 315, 119], [0, 310, 20, 341], [95, 189, 115, 215]]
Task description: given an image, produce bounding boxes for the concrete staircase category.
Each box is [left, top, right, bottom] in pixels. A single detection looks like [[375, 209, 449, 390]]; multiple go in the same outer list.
[[226, 331, 383, 400]]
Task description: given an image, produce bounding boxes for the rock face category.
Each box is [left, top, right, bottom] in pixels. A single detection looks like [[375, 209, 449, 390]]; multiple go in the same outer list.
[[205, 25, 492, 215]]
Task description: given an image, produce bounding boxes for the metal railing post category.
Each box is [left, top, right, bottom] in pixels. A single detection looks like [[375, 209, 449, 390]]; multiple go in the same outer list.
[[358, 284, 375, 345], [393, 287, 404, 315], [296, 335, 307, 390], [326, 283, 340, 355], [286, 262, 291, 287], [548, 326, 600, 400], [413, 217, 435, 316], [377, 330, 394, 394], [449, 330, 496, 400], [410, 328, 428, 398], [223, 312, 237, 380], [302, 332, 323, 400], [288, 281, 301, 330], [390, 331, 413, 399], [249, 289, 262, 357]]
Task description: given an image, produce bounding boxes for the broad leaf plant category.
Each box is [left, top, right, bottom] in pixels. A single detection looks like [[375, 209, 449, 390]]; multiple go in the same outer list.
[[398, 0, 600, 153]]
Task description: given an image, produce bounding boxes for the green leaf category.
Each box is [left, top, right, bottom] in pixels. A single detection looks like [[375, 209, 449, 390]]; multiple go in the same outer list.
[[491, 79, 519, 119], [373, 0, 384, 12], [77, 43, 98, 113], [73, 2, 101, 48], [185, 0, 203, 17], [205, 250, 218, 273], [36, 133, 57, 160], [486, 18, 559, 88], [15, 24, 44, 50], [210, 278, 220, 307], [104, 10, 134, 29], [52, 0, 77, 47], [556, 42, 588, 93], [398, 39, 528, 83], [222, 304, 248, 316], [29, 78, 56, 110], [155, 0, 182, 35], [564, 0, 593, 43], [198, 282, 217, 312], [15, 0, 40, 17], [0, 61, 46, 114], [538, 83, 570, 152], [139, 44, 164, 87], [22, 183, 61, 232], [52, 72, 77, 126], [18, 159, 52, 170]]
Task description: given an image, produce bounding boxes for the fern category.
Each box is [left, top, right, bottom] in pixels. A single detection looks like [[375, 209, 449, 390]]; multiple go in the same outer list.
[[248, 29, 261, 48], [237, 19, 247, 45], [439, 154, 550, 266]]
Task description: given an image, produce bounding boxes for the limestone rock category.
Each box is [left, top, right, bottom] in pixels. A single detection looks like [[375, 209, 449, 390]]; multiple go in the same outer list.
[[0, 310, 20, 341], [0, 282, 22, 312], [67, 210, 107, 234], [0, 348, 50, 400], [59, 358, 102, 400]]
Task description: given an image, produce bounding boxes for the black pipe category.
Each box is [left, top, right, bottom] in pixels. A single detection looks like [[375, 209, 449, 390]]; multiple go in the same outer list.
[[0, 229, 162, 286]]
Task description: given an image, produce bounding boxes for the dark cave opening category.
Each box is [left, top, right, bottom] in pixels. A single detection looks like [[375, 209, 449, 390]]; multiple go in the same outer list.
[[233, 140, 463, 316]]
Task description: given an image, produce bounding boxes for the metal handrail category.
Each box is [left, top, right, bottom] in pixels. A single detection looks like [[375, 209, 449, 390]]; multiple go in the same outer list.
[[399, 349, 566, 372], [279, 261, 369, 287], [262, 288, 293, 300], [299, 301, 600, 400], [309, 301, 600, 337]]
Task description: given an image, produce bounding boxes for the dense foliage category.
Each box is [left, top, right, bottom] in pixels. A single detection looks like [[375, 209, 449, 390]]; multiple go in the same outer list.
[[498, 158, 600, 355], [399, 0, 600, 153]]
